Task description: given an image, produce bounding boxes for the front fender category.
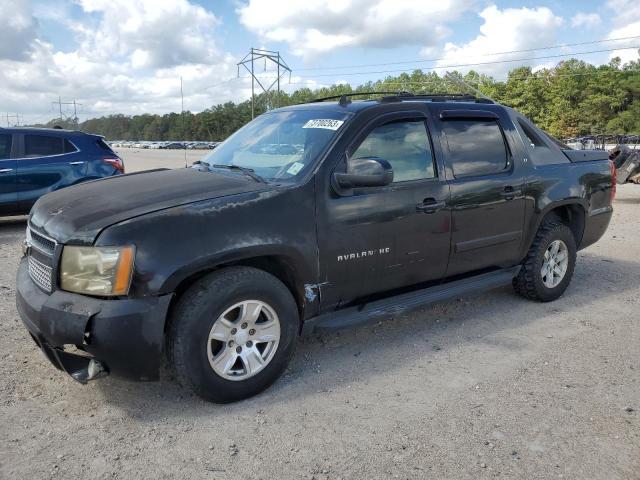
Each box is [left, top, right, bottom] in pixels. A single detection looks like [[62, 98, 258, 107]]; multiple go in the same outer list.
[[160, 243, 315, 295], [95, 183, 319, 301]]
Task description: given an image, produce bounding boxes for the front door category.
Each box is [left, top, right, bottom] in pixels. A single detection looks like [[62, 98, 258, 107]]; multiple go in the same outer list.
[[317, 111, 451, 309], [0, 133, 17, 215]]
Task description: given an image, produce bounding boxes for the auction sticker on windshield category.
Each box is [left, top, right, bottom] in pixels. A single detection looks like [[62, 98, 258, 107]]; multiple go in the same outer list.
[[302, 119, 344, 130], [286, 162, 305, 175]]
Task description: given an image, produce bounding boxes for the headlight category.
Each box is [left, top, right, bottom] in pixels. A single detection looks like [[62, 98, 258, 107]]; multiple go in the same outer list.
[[60, 245, 135, 296]]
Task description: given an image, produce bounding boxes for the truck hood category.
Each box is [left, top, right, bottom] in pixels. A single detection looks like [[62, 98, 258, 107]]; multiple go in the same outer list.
[[29, 167, 271, 244]]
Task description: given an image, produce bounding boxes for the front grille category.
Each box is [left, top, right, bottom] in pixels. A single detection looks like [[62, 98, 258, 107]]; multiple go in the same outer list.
[[28, 255, 53, 293], [28, 228, 56, 256]]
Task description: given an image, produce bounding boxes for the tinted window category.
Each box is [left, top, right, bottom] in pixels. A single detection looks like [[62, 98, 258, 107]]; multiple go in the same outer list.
[[96, 139, 114, 153], [24, 135, 64, 157], [0, 134, 11, 159], [64, 139, 78, 153], [351, 119, 435, 182], [442, 120, 508, 177]]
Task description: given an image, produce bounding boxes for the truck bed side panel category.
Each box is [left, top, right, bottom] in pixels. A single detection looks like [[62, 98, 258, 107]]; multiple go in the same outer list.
[[520, 160, 613, 258]]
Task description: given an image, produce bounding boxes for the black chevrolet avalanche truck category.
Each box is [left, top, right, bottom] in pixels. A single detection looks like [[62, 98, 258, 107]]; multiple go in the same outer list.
[[16, 93, 615, 402]]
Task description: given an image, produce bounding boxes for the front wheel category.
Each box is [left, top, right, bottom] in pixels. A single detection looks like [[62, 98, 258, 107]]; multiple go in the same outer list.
[[168, 267, 298, 403], [513, 221, 577, 302]]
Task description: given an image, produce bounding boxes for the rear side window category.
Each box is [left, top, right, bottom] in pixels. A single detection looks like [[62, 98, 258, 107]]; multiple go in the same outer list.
[[442, 120, 508, 177], [64, 139, 78, 153], [24, 135, 64, 157], [0, 134, 11, 159], [96, 139, 114, 153], [351, 119, 435, 182]]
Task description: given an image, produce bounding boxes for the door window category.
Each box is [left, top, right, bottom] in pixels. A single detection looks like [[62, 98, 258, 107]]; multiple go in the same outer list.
[[0, 134, 11, 159], [441, 120, 508, 177], [24, 135, 65, 158], [351, 119, 435, 182]]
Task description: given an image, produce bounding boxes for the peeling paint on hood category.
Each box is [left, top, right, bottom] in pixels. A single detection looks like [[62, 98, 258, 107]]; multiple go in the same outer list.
[[28, 168, 273, 245]]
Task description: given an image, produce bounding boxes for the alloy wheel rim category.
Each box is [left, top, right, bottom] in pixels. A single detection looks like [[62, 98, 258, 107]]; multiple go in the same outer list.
[[541, 239, 569, 288], [207, 300, 281, 381]]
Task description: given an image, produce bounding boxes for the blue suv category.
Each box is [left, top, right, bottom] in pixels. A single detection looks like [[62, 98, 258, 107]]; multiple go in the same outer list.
[[0, 127, 124, 216]]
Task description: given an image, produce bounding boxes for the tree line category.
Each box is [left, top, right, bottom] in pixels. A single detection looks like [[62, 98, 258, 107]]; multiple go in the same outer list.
[[36, 55, 640, 140]]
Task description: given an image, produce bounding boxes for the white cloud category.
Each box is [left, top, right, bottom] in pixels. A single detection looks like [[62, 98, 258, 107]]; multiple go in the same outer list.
[[434, 5, 563, 77], [74, 0, 222, 68], [237, 0, 474, 58], [605, 0, 640, 64], [571, 12, 601, 29], [0, 0, 38, 60], [0, 0, 242, 122]]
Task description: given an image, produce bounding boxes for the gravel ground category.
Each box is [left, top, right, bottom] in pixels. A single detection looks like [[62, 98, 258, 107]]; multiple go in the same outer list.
[[115, 148, 208, 172], [0, 155, 638, 479]]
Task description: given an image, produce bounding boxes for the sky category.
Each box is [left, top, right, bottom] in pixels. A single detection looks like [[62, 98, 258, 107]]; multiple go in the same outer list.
[[0, 0, 639, 124]]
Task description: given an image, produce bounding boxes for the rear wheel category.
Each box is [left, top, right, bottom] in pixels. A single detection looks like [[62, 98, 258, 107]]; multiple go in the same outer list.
[[513, 221, 577, 302], [169, 267, 298, 403]]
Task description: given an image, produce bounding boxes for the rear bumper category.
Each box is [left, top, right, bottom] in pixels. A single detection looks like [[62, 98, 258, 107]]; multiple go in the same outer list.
[[580, 206, 613, 250], [16, 257, 172, 381]]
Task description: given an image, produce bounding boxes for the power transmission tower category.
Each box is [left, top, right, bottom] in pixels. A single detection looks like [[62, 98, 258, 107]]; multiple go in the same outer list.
[[5, 113, 22, 127], [237, 48, 291, 119], [51, 97, 82, 124]]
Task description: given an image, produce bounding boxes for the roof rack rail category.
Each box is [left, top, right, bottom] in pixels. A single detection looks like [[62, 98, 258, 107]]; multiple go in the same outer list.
[[381, 93, 494, 104], [309, 91, 494, 105], [311, 91, 411, 105]]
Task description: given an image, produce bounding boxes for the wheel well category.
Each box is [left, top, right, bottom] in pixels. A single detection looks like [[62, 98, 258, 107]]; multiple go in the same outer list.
[[543, 204, 585, 246], [165, 255, 305, 332], [233, 256, 304, 316]]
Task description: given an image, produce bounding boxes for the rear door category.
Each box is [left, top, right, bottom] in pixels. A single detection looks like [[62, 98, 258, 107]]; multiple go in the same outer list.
[[16, 134, 86, 212], [0, 133, 17, 215], [433, 108, 526, 275]]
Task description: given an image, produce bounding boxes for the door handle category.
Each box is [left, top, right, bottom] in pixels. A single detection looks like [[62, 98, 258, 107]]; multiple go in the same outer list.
[[416, 198, 446, 214], [500, 186, 521, 200], [0, 168, 14, 173], [69, 161, 85, 165]]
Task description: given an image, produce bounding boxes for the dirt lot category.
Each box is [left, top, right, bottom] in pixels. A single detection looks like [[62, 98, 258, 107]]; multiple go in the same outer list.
[[0, 153, 638, 479], [115, 147, 208, 172]]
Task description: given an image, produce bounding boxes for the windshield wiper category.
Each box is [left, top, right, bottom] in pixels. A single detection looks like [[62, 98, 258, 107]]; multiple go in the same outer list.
[[209, 164, 267, 184]]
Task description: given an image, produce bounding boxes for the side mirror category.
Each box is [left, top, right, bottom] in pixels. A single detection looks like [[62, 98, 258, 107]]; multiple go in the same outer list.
[[333, 157, 393, 192]]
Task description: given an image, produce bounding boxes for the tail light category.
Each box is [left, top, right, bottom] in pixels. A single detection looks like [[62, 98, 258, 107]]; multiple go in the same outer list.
[[609, 160, 617, 203], [103, 156, 124, 173]]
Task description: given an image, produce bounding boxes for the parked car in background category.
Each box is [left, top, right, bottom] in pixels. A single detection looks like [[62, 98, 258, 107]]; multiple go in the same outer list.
[[160, 142, 186, 149], [110, 140, 217, 149], [0, 127, 124, 216]]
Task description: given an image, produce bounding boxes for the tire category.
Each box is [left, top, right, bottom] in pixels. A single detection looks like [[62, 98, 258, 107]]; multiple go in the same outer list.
[[168, 267, 298, 403], [513, 221, 577, 302]]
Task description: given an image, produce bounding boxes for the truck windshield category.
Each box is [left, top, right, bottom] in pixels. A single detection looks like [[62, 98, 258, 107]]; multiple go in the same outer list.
[[200, 110, 350, 183]]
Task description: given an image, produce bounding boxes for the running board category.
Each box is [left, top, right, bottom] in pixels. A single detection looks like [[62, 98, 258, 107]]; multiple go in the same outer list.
[[302, 266, 521, 334]]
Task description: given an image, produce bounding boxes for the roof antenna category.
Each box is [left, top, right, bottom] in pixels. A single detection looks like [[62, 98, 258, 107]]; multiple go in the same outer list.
[[444, 71, 496, 103], [339, 95, 351, 106]]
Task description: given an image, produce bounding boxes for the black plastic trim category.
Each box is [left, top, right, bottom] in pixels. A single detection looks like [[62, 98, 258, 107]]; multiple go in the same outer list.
[[302, 266, 521, 334]]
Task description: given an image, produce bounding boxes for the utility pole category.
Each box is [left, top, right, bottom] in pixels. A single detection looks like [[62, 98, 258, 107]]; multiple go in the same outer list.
[[5, 113, 22, 127], [237, 48, 291, 119], [180, 76, 187, 168], [51, 97, 82, 124]]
